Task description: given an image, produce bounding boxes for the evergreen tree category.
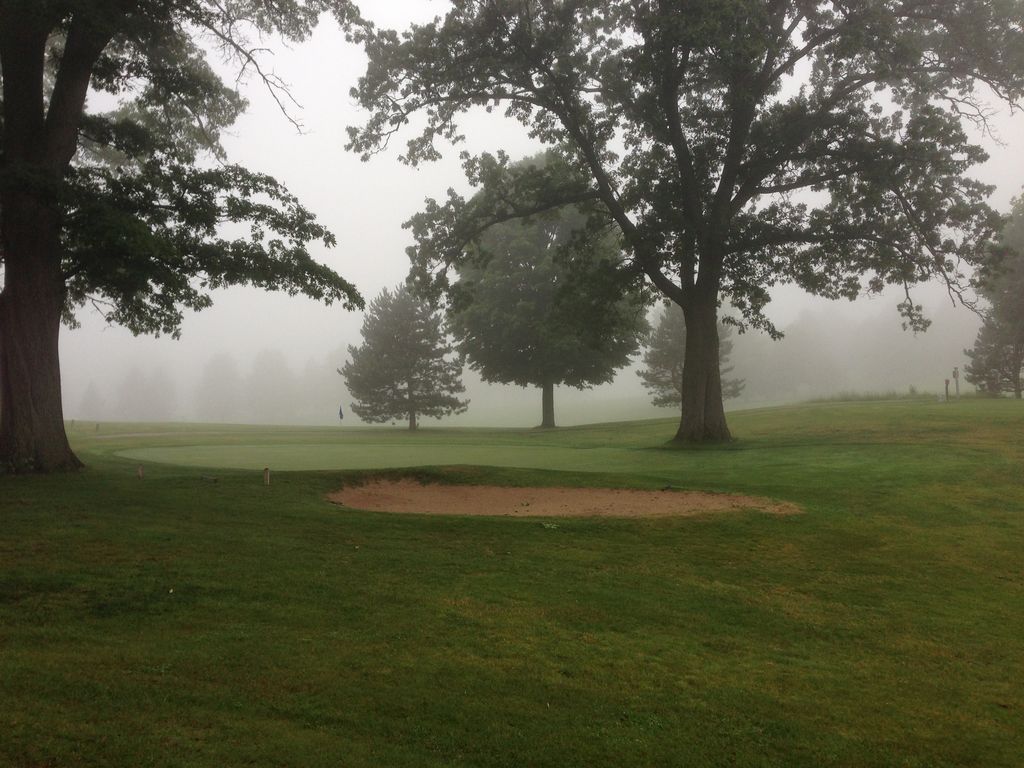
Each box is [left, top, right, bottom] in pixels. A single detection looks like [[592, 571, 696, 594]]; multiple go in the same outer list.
[[964, 320, 1023, 398], [447, 172, 648, 428], [341, 287, 467, 430], [639, 306, 744, 409], [965, 198, 1024, 398]]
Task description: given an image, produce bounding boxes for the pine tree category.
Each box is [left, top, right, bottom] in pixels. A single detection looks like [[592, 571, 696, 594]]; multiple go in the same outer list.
[[639, 306, 744, 409], [341, 287, 468, 430], [965, 198, 1024, 398], [964, 321, 1023, 398]]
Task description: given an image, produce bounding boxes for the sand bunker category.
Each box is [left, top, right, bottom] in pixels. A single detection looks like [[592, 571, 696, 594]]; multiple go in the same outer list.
[[328, 479, 800, 518]]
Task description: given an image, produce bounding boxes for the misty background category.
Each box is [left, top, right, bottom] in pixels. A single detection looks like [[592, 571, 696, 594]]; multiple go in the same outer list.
[[59, 3, 1023, 428]]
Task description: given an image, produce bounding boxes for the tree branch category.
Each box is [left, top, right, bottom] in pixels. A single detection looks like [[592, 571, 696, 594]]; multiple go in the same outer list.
[[45, 9, 125, 170]]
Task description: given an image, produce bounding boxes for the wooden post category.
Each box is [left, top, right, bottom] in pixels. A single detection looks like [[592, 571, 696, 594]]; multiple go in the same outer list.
[[944, 379, 950, 401], [137, 465, 144, 480], [263, 467, 270, 486]]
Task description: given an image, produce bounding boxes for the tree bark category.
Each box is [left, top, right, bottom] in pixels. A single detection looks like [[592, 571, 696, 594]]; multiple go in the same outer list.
[[0, 16, 87, 472], [0, 9, 119, 472], [0, 197, 82, 471], [673, 299, 731, 443], [539, 380, 555, 429]]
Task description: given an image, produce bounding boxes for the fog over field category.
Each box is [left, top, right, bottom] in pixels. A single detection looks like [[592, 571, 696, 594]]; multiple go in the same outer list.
[[63, 288, 982, 428], [58, 2, 1023, 429]]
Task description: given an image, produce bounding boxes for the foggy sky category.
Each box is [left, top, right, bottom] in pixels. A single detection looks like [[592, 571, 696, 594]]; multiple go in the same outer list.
[[60, 2, 1024, 428]]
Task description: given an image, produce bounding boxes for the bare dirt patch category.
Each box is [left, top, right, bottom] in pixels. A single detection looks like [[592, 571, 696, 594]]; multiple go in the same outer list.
[[327, 479, 800, 518]]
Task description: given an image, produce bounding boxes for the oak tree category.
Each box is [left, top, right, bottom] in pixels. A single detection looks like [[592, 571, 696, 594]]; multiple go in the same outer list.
[[0, 0, 361, 471], [348, 0, 1024, 443], [341, 285, 468, 430]]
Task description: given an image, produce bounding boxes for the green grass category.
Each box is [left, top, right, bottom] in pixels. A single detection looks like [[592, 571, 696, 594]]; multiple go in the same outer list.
[[3, 400, 1023, 766], [807, 389, 938, 402]]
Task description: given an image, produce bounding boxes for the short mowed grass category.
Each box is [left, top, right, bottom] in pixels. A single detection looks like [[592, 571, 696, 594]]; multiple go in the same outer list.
[[2, 400, 1022, 767]]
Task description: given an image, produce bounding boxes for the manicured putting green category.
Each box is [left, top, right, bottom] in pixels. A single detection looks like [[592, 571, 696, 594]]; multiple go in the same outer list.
[[106, 400, 1016, 496], [116, 442, 635, 471]]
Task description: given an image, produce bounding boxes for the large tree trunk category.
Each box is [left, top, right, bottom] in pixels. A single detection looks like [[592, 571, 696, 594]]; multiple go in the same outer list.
[[673, 299, 731, 443], [0, 11, 111, 472], [539, 380, 555, 429], [0, 197, 81, 471]]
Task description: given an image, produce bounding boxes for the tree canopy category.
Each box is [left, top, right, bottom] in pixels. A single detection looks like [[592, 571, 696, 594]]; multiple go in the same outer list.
[[639, 305, 744, 409], [0, 0, 361, 471], [348, 0, 1024, 443], [341, 285, 468, 430]]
